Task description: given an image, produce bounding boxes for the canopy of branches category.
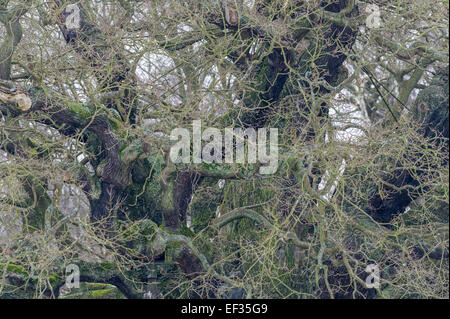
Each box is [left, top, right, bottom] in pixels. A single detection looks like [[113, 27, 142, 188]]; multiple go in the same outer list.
[[0, 0, 448, 299]]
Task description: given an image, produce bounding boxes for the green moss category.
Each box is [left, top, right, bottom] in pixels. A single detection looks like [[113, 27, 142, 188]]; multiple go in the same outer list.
[[161, 181, 175, 212], [123, 155, 164, 222], [188, 178, 223, 233], [165, 241, 182, 264], [180, 223, 195, 237], [0, 263, 28, 276], [107, 108, 123, 130], [58, 282, 126, 299], [69, 102, 92, 123], [49, 274, 62, 285], [90, 288, 113, 298], [85, 282, 109, 289], [100, 262, 115, 270]]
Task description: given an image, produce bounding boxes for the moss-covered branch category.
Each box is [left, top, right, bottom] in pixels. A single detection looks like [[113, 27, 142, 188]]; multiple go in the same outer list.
[[213, 206, 312, 250]]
